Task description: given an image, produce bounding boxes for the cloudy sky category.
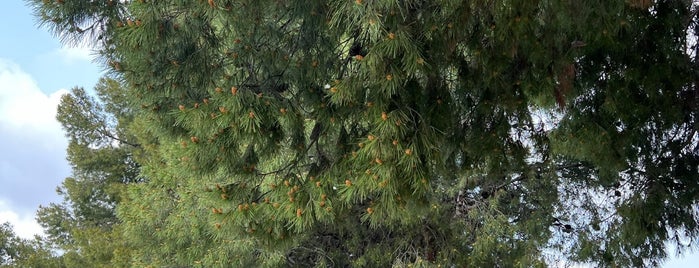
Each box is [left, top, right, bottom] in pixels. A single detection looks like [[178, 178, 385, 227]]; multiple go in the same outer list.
[[0, 2, 696, 267], [0, 1, 100, 238]]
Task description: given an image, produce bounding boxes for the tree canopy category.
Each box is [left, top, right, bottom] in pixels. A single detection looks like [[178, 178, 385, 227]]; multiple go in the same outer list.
[[5, 77, 142, 268], [1, 222, 62, 267], [20, 0, 699, 267]]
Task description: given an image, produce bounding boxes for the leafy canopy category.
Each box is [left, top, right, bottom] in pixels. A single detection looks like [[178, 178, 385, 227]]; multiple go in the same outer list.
[[24, 0, 699, 267]]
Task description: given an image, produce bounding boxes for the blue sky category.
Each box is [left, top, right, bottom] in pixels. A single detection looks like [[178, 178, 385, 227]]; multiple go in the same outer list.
[[0, 2, 696, 267], [0, 1, 101, 237]]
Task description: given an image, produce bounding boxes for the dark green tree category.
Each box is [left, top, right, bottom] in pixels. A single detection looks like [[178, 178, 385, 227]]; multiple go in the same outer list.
[[34, 77, 140, 267], [28, 0, 698, 267], [0, 222, 62, 268]]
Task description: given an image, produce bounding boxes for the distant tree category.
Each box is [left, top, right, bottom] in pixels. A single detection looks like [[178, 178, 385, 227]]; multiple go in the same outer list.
[[0, 222, 62, 268], [28, 0, 698, 267], [34, 77, 140, 267]]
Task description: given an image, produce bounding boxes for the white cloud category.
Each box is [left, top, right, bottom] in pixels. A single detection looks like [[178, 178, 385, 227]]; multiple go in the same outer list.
[[0, 59, 69, 239], [0, 200, 43, 239], [54, 45, 95, 64], [0, 59, 67, 140]]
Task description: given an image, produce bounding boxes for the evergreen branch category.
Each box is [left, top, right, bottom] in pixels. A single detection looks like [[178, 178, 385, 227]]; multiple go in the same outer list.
[[257, 123, 323, 178], [554, 163, 587, 171], [71, 91, 140, 148], [493, 174, 527, 192], [99, 129, 141, 148]]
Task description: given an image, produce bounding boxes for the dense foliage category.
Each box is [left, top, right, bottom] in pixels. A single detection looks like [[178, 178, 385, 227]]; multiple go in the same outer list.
[[1, 78, 140, 267], [11, 0, 698, 267], [1, 222, 60, 267]]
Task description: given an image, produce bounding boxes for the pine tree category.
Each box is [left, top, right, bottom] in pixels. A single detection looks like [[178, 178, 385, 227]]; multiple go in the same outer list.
[[0, 222, 62, 268], [27, 0, 698, 267], [33, 77, 140, 267]]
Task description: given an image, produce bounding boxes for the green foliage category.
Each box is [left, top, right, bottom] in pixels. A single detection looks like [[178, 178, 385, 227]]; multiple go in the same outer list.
[[30, 77, 141, 267], [1, 222, 63, 268], [24, 0, 699, 267]]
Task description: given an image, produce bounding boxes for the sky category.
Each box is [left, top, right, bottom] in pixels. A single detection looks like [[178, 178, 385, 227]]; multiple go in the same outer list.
[[0, 2, 696, 267], [0, 1, 101, 238]]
